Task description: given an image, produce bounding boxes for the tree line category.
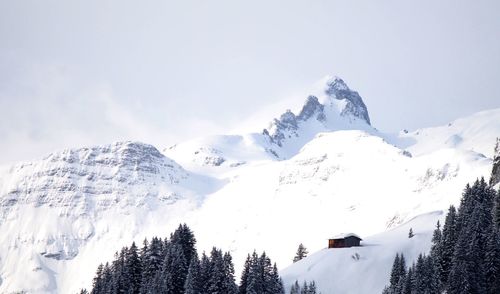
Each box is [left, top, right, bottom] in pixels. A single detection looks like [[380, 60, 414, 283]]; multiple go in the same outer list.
[[82, 223, 287, 294], [383, 177, 500, 294]]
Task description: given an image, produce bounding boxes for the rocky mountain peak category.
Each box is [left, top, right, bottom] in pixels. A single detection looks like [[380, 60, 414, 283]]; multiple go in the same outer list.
[[323, 76, 371, 125], [262, 76, 371, 150]]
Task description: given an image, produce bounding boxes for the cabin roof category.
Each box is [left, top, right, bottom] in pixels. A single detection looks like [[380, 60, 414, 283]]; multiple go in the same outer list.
[[330, 233, 362, 240]]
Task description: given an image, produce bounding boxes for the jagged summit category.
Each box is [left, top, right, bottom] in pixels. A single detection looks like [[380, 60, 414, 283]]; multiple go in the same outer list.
[[262, 76, 371, 153], [323, 76, 371, 125]]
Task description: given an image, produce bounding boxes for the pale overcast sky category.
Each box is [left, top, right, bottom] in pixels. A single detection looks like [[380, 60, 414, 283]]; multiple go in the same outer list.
[[0, 0, 499, 164]]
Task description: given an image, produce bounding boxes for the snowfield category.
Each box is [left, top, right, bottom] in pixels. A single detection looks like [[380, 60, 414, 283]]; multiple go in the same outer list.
[[0, 77, 498, 293], [280, 211, 442, 294]]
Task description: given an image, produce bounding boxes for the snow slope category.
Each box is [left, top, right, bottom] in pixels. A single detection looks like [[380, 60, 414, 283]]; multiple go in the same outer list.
[[395, 108, 500, 158], [0, 76, 497, 293], [280, 211, 443, 294]]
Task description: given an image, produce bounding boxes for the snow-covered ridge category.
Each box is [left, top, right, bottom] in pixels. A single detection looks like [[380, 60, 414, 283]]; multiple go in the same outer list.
[[397, 108, 500, 158], [0, 141, 191, 214]]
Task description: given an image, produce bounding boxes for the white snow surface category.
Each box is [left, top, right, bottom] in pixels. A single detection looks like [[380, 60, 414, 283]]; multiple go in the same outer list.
[[0, 77, 498, 293], [281, 211, 443, 294]]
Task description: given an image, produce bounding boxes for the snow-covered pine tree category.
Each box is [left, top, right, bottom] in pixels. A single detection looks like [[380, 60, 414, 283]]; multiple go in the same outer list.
[[300, 281, 309, 294], [429, 221, 444, 291], [125, 242, 141, 294], [424, 254, 439, 293], [90, 263, 104, 294], [489, 137, 500, 186], [268, 263, 285, 294], [222, 252, 239, 294], [101, 263, 113, 294], [401, 266, 413, 294], [110, 248, 127, 293], [440, 205, 457, 287], [199, 252, 212, 293], [412, 254, 427, 293], [184, 252, 202, 294], [293, 244, 308, 263], [170, 223, 197, 266], [494, 190, 500, 229], [389, 253, 401, 289], [162, 243, 188, 293], [307, 281, 318, 294], [207, 247, 225, 293], [244, 251, 284, 294], [290, 280, 300, 294], [239, 254, 251, 294], [388, 252, 406, 293], [447, 231, 475, 294], [484, 229, 500, 294], [246, 251, 264, 294], [147, 271, 170, 294], [408, 228, 414, 238], [140, 237, 163, 292]]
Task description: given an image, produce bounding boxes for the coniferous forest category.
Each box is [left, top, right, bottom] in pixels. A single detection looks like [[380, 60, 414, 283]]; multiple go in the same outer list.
[[82, 224, 289, 294], [383, 178, 500, 294]]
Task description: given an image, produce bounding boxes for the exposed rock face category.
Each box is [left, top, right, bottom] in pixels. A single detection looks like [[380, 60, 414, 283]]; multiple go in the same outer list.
[[0, 141, 189, 213], [324, 77, 371, 125], [490, 138, 500, 186]]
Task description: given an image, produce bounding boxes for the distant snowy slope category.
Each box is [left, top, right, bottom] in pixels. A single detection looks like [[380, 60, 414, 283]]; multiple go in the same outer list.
[[280, 211, 443, 294], [397, 108, 500, 157]]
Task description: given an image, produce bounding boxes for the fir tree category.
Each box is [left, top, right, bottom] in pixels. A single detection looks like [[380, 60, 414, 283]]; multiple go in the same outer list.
[[239, 254, 251, 294], [101, 263, 113, 294], [401, 266, 413, 294], [293, 244, 308, 263], [484, 229, 500, 294], [125, 242, 142, 294], [448, 232, 475, 294], [140, 237, 163, 292], [408, 228, 414, 238], [170, 223, 197, 266], [300, 281, 309, 294], [268, 263, 285, 294], [389, 253, 401, 288], [307, 281, 318, 294], [440, 205, 457, 287], [222, 252, 238, 294], [91, 263, 104, 294], [494, 190, 500, 229], [246, 251, 264, 294], [162, 243, 188, 293], [430, 221, 443, 291], [184, 252, 202, 294], [490, 137, 500, 186], [290, 280, 300, 294], [199, 252, 212, 293]]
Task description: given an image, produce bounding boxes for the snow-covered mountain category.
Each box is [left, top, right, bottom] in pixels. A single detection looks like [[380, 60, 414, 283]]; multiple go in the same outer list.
[[0, 76, 498, 293]]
